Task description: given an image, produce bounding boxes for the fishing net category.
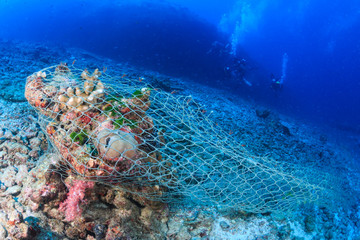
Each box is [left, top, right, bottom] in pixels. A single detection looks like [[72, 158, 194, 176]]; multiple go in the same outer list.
[[25, 64, 339, 213]]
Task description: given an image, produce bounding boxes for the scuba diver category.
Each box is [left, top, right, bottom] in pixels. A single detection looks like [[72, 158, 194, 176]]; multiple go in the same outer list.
[[224, 57, 252, 86], [270, 73, 283, 91], [270, 53, 288, 92]]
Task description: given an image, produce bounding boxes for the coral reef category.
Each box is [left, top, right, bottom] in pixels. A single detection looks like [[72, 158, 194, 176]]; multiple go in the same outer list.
[[0, 40, 358, 239], [25, 64, 167, 194], [11, 153, 168, 239], [23, 64, 170, 238]]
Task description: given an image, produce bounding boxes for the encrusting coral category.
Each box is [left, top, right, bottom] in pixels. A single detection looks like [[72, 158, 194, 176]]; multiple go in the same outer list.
[[24, 64, 169, 227]]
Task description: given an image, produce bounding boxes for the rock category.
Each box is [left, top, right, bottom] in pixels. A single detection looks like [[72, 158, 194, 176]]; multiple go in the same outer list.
[[65, 225, 82, 240], [0, 212, 7, 226], [15, 165, 28, 186], [14, 152, 29, 164], [47, 219, 65, 236], [0, 223, 7, 239], [219, 220, 230, 230], [272, 212, 286, 221], [3, 142, 29, 154], [29, 137, 41, 149], [324, 230, 334, 239], [256, 109, 271, 119], [140, 206, 154, 227], [279, 124, 291, 136], [8, 210, 23, 224], [28, 148, 40, 158], [24, 131, 37, 139], [112, 192, 132, 209], [1, 166, 17, 187], [13, 134, 21, 142], [277, 224, 290, 239], [38, 132, 45, 140], [167, 218, 192, 240], [0, 151, 6, 158], [3, 129, 14, 139], [9, 223, 33, 240], [2, 198, 16, 212], [14, 202, 25, 214], [3, 185, 22, 196], [304, 216, 316, 232], [94, 224, 107, 240]]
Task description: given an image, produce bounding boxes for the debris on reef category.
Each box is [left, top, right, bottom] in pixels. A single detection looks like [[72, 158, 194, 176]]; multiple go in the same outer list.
[[24, 63, 349, 217], [25, 64, 168, 196], [20, 64, 171, 239]]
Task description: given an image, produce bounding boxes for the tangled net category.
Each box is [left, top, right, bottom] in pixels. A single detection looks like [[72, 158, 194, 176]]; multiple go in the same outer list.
[[25, 64, 340, 213]]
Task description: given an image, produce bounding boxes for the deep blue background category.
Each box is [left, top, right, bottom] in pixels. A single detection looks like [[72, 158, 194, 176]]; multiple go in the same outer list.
[[0, 0, 359, 132], [226, 0, 360, 133]]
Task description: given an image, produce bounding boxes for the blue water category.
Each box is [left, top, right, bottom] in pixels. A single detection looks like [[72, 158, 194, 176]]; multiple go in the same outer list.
[[0, 0, 359, 133]]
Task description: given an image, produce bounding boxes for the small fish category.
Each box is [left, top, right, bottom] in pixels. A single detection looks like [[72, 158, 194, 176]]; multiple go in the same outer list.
[[103, 66, 107, 73], [229, 130, 233, 135], [121, 74, 126, 78], [171, 90, 177, 94], [72, 59, 76, 65]]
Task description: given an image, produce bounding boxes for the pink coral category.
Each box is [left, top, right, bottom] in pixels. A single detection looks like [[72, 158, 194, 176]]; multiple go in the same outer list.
[[59, 179, 95, 221]]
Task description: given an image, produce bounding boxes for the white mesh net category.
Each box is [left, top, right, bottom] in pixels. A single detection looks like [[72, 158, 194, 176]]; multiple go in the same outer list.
[[25, 64, 340, 213]]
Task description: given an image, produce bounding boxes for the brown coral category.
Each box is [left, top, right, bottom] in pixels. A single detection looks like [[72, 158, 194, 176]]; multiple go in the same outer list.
[[96, 129, 138, 160]]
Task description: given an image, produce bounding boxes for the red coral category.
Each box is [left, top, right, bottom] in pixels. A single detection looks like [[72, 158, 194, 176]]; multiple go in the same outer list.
[[79, 111, 98, 125], [79, 115, 92, 125], [64, 111, 78, 121], [59, 179, 95, 221]]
